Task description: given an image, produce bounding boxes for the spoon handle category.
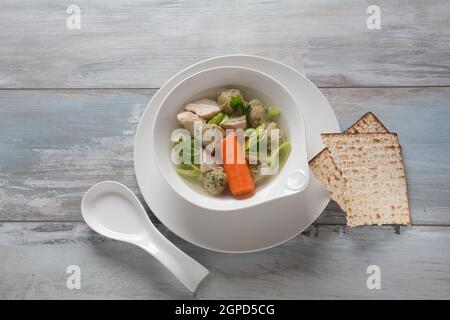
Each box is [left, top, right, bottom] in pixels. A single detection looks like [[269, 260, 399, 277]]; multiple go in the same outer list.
[[137, 231, 209, 292]]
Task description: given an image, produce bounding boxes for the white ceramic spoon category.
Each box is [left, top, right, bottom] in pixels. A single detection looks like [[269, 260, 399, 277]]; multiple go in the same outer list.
[[81, 181, 209, 292]]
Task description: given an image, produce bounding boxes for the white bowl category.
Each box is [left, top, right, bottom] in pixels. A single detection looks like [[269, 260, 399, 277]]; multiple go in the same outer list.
[[152, 66, 309, 211]]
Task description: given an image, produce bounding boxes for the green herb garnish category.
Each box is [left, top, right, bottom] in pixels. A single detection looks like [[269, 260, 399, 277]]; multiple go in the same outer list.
[[230, 96, 242, 111], [230, 96, 252, 115], [240, 101, 251, 115]]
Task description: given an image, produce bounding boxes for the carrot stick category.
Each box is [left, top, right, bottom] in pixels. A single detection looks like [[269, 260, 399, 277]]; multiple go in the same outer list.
[[222, 132, 255, 197]]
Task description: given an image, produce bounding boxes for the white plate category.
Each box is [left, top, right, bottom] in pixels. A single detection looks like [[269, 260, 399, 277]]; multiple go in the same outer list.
[[134, 55, 340, 253]]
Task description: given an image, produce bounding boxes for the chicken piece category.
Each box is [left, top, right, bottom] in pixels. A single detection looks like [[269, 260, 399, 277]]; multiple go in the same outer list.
[[202, 167, 228, 195], [221, 115, 247, 130], [202, 124, 225, 147], [247, 99, 266, 128], [176, 111, 204, 134], [185, 99, 222, 120], [217, 88, 244, 113]]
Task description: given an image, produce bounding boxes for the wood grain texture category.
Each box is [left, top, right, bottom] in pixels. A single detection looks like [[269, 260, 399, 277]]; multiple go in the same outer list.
[[1, 222, 449, 299], [1, 0, 449, 88], [0, 89, 152, 221], [0, 87, 449, 224], [1, 0, 449, 301]]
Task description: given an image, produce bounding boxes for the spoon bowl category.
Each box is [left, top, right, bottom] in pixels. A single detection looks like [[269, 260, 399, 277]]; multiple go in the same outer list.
[[82, 182, 151, 240], [81, 181, 209, 292]]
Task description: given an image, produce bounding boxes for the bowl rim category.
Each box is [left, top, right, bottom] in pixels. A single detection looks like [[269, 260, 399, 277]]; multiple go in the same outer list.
[[151, 65, 309, 211]]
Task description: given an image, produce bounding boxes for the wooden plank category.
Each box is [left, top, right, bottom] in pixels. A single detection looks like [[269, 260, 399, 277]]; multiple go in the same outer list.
[[0, 89, 152, 221], [0, 88, 449, 224], [1, 222, 449, 299], [1, 0, 449, 88]]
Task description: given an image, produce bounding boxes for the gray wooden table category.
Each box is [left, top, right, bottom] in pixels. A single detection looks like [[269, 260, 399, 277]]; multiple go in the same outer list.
[[1, 0, 449, 299]]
